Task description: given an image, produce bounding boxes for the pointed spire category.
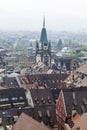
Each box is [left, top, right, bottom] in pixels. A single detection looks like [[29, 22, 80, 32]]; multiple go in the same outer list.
[[40, 16, 48, 43], [43, 16, 45, 28], [36, 40, 39, 49], [48, 41, 51, 50]]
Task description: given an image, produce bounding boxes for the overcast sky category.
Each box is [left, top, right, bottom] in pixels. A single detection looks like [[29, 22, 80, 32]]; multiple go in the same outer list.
[[0, 0, 87, 31]]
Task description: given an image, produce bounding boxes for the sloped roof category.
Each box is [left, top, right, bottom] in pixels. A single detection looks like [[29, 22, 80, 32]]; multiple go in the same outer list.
[[3, 76, 19, 88], [26, 73, 68, 88], [8, 72, 19, 77], [76, 64, 87, 74], [72, 113, 87, 130], [13, 112, 50, 130], [62, 87, 87, 116], [72, 76, 87, 87]]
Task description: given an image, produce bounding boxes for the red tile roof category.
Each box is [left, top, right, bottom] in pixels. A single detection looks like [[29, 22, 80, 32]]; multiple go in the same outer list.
[[33, 62, 43, 69]]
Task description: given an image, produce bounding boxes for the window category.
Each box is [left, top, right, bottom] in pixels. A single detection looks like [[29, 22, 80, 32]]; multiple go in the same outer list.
[[13, 116, 18, 122], [72, 92, 75, 99], [2, 111, 8, 118], [73, 99, 77, 106], [46, 110, 50, 118], [41, 97, 46, 104], [0, 118, 2, 125], [72, 109, 76, 117], [19, 97, 24, 100], [12, 97, 18, 101], [38, 111, 42, 118], [5, 125, 12, 130], [47, 97, 52, 104], [0, 98, 9, 102], [34, 97, 39, 104]]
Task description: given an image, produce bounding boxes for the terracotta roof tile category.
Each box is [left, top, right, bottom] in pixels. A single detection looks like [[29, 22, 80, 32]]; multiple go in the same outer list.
[[47, 69, 53, 74], [72, 113, 87, 130], [33, 62, 43, 69], [76, 64, 87, 74], [72, 113, 81, 123], [13, 112, 50, 130]]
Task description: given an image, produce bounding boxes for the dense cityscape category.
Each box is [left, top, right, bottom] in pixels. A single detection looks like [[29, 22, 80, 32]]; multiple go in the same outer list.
[[0, 15, 86, 130]]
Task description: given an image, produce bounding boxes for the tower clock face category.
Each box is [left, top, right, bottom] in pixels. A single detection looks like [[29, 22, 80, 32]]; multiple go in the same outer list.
[[44, 43, 48, 50]]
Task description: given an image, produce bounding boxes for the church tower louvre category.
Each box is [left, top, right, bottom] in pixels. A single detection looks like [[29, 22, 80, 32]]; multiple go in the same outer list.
[[36, 16, 51, 66]]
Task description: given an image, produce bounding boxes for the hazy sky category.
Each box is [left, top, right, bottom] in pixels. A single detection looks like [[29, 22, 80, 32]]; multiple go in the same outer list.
[[0, 0, 87, 31]]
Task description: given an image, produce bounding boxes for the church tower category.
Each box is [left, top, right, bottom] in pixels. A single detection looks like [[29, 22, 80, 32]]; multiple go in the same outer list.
[[36, 17, 51, 66]]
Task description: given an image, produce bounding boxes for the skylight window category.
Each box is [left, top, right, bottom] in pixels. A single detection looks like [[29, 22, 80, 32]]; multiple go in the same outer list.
[[12, 97, 18, 101]]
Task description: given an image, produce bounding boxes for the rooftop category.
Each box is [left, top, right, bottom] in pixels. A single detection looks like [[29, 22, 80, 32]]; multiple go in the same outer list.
[[13, 112, 50, 130]]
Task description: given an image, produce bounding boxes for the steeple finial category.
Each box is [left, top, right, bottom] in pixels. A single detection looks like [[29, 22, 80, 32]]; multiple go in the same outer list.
[[43, 16, 45, 28]]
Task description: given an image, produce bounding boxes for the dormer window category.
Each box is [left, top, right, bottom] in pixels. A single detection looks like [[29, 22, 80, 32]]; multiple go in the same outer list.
[[72, 92, 75, 100], [2, 111, 8, 118], [0, 98, 9, 102], [34, 97, 39, 104], [13, 116, 18, 123], [46, 110, 50, 118], [38, 110, 42, 118], [0, 118, 2, 125], [47, 97, 52, 104], [73, 99, 77, 106], [19, 97, 24, 100], [72, 109, 77, 117], [12, 97, 18, 101], [41, 97, 46, 104], [35, 97, 37, 102]]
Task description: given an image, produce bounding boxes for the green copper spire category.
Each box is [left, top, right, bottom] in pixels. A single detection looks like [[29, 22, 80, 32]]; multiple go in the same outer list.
[[40, 16, 48, 43]]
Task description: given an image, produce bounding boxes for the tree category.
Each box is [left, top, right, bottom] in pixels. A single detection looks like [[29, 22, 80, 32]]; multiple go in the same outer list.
[[57, 39, 63, 50], [70, 52, 85, 57]]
